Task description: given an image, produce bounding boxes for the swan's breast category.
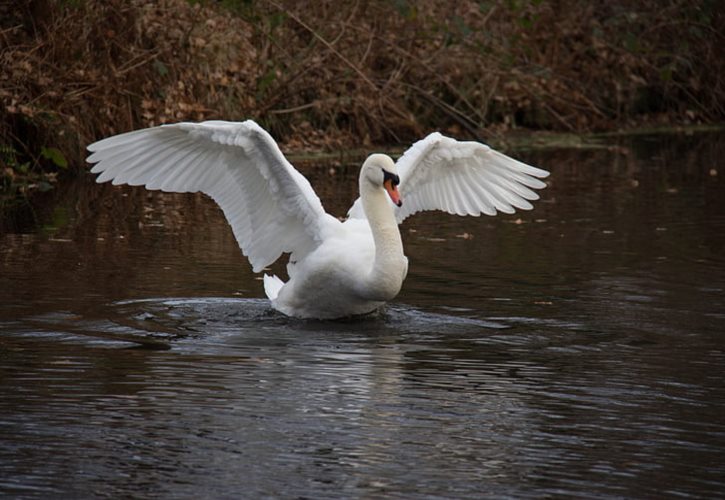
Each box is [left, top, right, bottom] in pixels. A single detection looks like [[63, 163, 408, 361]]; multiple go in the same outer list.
[[272, 220, 381, 318]]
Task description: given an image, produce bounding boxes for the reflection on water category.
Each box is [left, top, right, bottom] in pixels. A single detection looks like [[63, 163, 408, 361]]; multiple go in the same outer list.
[[1, 131, 725, 498]]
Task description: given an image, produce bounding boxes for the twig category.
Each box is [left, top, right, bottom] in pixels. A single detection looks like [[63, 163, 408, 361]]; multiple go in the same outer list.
[[269, 100, 320, 115], [264, 0, 378, 91], [116, 51, 160, 76], [399, 81, 481, 138], [348, 24, 488, 127]]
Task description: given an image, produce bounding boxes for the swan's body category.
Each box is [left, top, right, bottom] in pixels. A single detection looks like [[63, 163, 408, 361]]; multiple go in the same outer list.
[[87, 120, 548, 319]]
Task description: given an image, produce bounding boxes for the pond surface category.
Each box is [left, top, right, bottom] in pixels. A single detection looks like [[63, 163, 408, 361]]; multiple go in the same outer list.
[[1, 131, 724, 498]]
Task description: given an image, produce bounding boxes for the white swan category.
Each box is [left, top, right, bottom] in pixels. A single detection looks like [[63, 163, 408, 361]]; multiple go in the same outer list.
[[87, 120, 549, 319]]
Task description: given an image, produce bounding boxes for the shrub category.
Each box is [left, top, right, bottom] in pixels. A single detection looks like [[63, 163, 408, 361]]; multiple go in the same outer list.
[[1, 0, 723, 181]]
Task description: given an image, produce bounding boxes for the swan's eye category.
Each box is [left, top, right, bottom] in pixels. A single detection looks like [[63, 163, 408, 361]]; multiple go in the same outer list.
[[382, 169, 400, 186]]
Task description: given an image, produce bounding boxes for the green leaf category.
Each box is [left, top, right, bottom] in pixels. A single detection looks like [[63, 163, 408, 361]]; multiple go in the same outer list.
[[256, 68, 277, 97], [453, 15, 472, 38], [659, 64, 673, 82], [153, 60, 168, 77], [41, 147, 68, 169], [393, 0, 416, 19]]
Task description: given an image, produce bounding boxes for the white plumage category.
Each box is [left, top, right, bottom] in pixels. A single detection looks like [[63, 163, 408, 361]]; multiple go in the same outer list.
[[87, 120, 549, 319]]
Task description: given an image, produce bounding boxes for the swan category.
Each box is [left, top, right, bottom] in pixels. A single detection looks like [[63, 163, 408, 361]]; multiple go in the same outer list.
[[87, 120, 549, 319]]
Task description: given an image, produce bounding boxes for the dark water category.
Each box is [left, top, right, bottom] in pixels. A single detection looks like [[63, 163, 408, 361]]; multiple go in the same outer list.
[[1, 131, 724, 498]]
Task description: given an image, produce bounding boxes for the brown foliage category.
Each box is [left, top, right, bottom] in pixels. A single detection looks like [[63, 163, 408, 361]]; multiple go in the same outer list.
[[1, 0, 723, 178]]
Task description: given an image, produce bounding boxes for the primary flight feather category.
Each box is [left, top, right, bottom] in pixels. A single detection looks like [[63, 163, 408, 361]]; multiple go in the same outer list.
[[87, 120, 549, 319]]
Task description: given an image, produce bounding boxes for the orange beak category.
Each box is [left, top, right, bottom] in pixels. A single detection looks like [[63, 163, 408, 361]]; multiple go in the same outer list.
[[384, 179, 402, 207]]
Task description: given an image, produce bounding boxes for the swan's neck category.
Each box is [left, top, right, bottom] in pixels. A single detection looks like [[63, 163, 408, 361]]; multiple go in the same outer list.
[[361, 183, 406, 301]]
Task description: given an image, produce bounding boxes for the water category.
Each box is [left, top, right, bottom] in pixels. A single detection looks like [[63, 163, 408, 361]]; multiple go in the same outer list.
[[1, 131, 724, 498]]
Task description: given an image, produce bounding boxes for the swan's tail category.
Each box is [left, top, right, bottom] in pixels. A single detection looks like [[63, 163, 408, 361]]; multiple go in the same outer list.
[[263, 274, 284, 300]]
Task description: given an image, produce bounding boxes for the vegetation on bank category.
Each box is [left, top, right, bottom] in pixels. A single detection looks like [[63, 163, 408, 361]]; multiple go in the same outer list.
[[1, 0, 723, 196]]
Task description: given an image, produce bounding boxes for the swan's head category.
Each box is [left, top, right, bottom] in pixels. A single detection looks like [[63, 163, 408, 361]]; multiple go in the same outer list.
[[361, 154, 402, 207]]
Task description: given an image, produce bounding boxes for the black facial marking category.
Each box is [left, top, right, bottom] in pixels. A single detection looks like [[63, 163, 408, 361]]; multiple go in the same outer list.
[[382, 169, 400, 186]]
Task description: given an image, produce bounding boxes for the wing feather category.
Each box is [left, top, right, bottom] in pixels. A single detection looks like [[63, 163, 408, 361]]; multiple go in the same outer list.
[[116, 138, 194, 187], [488, 162, 547, 190], [448, 176, 469, 216], [390, 133, 549, 223], [459, 167, 496, 216], [455, 173, 483, 216], [87, 120, 331, 272]]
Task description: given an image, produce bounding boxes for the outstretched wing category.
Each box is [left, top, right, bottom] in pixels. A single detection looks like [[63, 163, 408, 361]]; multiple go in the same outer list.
[[87, 120, 330, 272], [393, 132, 549, 223], [346, 132, 549, 222]]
